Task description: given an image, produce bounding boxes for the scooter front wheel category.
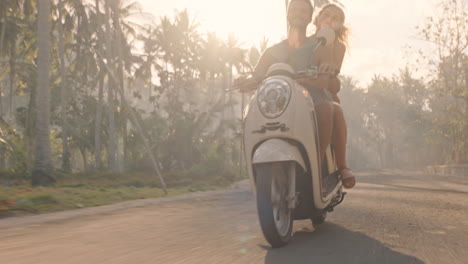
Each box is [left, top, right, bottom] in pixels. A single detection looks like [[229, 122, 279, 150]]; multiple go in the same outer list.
[[255, 163, 293, 248]]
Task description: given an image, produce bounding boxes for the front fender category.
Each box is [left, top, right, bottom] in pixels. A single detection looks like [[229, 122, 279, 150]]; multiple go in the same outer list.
[[252, 139, 306, 171]]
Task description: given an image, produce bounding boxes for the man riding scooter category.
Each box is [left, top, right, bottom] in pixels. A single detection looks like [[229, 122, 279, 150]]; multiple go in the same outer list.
[[234, 0, 356, 189]]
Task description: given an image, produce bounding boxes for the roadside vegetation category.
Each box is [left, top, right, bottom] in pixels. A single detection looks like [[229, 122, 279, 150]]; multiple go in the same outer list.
[[0, 163, 240, 216]]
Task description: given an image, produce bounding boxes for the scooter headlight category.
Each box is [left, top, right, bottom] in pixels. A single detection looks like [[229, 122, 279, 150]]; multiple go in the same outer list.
[[257, 79, 291, 119]]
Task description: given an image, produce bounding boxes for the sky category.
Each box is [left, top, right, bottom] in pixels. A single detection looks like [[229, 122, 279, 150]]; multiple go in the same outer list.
[[137, 0, 440, 86]]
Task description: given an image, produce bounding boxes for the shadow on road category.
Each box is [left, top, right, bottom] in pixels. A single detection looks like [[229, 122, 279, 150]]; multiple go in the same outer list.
[[264, 223, 425, 264]]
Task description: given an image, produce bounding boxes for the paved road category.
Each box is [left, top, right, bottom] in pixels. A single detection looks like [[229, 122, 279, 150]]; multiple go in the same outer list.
[[1, 171, 468, 264]]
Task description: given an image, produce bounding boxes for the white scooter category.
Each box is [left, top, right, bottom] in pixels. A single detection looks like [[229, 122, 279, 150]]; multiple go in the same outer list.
[[238, 28, 346, 248]]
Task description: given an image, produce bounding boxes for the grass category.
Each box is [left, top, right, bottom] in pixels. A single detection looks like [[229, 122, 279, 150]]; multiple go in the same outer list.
[[0, 185, 211, 213], [0, 170, 240, 217]]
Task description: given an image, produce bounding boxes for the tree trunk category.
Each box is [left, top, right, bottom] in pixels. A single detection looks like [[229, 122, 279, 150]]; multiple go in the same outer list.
[[104, 0, 118, 171], [465, 97, 468, 163], [79, 147, 88, 171], [221, 70, 227, 164], [122, 118, 127, 170], [8, 43, 16, 119], [58, 0, 70, 171], [94, 0, 104, 169], [114, 5, 126, 172], [94, 73, 104, 169], [0, 15, 6, 116], [32, 0, 55, 186], [107, 81, 117, 171], [100, 57, 168, 194], [228, 63, 236, 165], [463, 48, 468, 163], [25, 81, 36, 171]]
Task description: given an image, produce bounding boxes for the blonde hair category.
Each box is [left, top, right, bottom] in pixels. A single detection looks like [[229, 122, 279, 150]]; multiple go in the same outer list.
[[313, 4, 349, 45]]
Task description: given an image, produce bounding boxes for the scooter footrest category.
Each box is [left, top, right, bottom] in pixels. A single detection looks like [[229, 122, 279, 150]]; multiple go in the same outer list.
[[325, 192, 347, 212]]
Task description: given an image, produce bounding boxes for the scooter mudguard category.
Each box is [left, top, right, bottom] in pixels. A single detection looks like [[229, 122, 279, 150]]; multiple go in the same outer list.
[[252, 138, 306, 171]]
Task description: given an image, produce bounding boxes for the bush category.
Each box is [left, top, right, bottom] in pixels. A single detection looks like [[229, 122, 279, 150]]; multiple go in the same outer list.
[[0, 169, 26, 185], [28, 194, 58, 205]]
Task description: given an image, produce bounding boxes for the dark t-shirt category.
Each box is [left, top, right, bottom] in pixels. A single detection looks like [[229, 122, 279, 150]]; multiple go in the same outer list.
[[253, 37, 332, 102], [253, 37, 319, 80]]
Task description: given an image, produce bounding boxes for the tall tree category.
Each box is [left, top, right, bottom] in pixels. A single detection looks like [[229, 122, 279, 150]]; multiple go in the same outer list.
[[417, 0, 467, 164], [93, 0, 105, 169], [32, 0, 54, 185], [56, 0, 70, 171], [104, 0, 118, 171]]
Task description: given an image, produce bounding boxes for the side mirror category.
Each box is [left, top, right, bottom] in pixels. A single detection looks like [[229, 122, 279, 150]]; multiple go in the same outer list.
[[316, 27, 336, 46]]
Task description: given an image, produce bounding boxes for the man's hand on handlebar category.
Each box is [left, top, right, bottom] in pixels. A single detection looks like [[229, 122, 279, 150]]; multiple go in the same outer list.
[[296, 77, 315, 87], [232, 76, 259, 93]]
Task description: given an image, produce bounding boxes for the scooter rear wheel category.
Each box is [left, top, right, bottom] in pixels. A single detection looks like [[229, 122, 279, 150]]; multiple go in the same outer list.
[[255, 163, 293, 248]]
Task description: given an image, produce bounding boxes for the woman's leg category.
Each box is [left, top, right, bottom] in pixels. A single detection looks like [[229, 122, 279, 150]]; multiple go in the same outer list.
[[332, 103, 355, 189], [332, 103, 347, 168]]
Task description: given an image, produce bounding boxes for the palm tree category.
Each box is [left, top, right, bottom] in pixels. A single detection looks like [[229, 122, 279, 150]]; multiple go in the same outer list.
[[0, 0, 33, 119], [110, 0, 140, 170], [95, 0, 143, 171], [199, 32, 224, 81], [92, 0, 105, 169], [134, 26, 162, 108], [32, 0, 54, 186], [152, 11, 200, 169], [100, 0, 118, 171], [56, 0, 70, 171], [0, 0, 19, 116], [49, 0, 96, 171]]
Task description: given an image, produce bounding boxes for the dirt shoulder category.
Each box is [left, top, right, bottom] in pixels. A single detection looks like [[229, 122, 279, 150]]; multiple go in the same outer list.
[[0, 183, 248, 229]]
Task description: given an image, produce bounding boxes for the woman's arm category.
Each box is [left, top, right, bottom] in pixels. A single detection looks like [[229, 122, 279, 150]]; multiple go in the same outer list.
[[333, 41, 346, 74], [327, 41, 346, 101], [305, 43, 335, 89]]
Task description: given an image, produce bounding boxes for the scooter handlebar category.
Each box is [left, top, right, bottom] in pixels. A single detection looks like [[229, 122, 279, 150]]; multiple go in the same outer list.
[[227, 77, 260, 93], [227, 67, 337, 92]]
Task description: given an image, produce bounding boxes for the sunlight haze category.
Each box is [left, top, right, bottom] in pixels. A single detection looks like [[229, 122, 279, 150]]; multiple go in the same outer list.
[[139, 0, 437, 85]]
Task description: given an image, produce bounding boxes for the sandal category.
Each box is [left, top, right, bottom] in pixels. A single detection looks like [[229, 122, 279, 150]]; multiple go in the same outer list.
[[340, 167, 356, 189]]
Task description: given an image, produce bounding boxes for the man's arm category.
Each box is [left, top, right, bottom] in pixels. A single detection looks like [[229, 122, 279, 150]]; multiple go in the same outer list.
[[252, 48, 272, 81], [234, 48, 272, 93]]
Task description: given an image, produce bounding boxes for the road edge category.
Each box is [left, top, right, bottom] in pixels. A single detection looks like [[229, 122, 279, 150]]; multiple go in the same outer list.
[[0, 184, 249, 229]]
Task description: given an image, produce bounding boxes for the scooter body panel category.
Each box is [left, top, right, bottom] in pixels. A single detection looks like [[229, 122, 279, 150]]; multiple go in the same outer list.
[[252, 138, 306, 171], [243, 66, 342, 210]]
